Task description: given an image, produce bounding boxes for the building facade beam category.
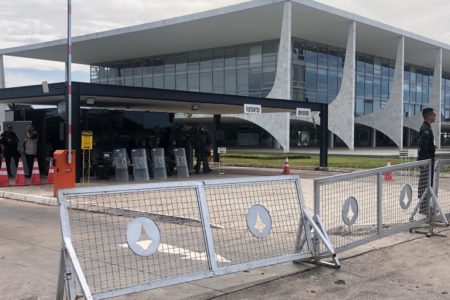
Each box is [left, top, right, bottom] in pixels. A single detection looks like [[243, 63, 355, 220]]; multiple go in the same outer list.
[[328, 21, 356, 150], [356, 36, 404, 149]]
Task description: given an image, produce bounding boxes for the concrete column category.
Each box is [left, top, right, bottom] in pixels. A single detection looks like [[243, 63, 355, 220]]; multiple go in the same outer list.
[[356, 36, 404, 149], [71, 92, 82, 183], [0, 55, 5, 88], [213, 114, 222, 162], [267, 0, 292, 100], [227, 1, 292, 151], [431, 48, 442, 149], [329, 133, 334, 149], [0, 56, 8, 129], [372, 129, 377, 148], [328, 21, 356, 150]]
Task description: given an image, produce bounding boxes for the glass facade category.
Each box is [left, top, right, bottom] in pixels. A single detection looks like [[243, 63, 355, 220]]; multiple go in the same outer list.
[[355, 54, 395, 116], [403, 64, 433, 117], [90, 40, 279, 98], [292, 39, 345, 103], [442, 74, 450, 121]]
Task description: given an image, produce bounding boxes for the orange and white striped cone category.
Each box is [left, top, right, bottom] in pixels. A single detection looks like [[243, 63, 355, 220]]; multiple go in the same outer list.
[[384, 160, 393, 181], [31, 158, 41, 185], [283, 157, 291, 175], [47, 159, 55, 184], [0, 159, 9, 187], [15, 159, 26, 186]]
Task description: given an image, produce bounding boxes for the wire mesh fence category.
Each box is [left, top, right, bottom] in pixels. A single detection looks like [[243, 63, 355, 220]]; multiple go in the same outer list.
[[62, 183, 209, 297], [204, 178, 308, 269], [435, 159, 450, 218], [58, 176, 313, 299], [314, 160, 431, 253]]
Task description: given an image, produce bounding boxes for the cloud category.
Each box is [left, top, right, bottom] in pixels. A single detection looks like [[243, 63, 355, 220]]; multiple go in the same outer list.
[[1, 0, 246, 87], [1, 0, 450, 87], [5, 67, 89, 88]]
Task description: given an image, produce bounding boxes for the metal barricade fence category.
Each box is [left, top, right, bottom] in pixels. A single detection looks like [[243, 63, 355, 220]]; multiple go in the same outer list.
[[57, 176, 337, 300], [435, 159, 450, 219], [314, 160, 432, 253]]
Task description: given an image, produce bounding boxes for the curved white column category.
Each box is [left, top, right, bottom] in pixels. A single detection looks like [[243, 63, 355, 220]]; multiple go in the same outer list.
[[403, 48, 442, 148], [328, 21, 356, 150], [227, 1, 292, 151], [267, 0, 292, 100], [356, 36, 404, 149]]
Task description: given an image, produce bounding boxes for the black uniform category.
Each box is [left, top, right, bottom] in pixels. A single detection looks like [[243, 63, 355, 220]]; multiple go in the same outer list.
[[417, 121, 435, 214], [194, 129, 212, 174], [0, 130, 20, 177]]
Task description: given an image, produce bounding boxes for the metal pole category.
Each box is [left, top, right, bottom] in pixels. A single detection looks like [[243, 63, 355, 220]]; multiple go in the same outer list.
[[377, 172, 383, 234], [67, 0, 73, 163], [319, 106, 328, 168]]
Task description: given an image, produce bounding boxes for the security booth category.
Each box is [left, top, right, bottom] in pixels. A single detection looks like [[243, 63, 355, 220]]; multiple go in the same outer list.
[[0, 82, 329, 182]]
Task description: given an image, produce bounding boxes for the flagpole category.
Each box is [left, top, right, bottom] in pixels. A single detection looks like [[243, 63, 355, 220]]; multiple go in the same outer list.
[[67, 0, 72, 163]]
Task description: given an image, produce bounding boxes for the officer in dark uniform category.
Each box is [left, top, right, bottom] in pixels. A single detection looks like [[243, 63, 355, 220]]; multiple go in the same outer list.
[[417, 107, 436, 215], [193, 127, 212, 174], [0, 125, 20, 177]]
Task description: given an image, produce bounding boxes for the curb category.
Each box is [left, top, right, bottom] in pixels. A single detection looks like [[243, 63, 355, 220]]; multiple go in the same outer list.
[[0, 191, 57, 206]]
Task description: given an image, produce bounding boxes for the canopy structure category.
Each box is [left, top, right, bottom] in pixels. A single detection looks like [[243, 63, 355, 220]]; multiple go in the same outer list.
[[0, 82, 329, 179]]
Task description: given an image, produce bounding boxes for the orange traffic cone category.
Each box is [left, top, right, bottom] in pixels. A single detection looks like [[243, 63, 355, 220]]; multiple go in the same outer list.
[[0, 159, 9, 187], [283, 157, 291, 175], [47, 159, 55, 184], [31, 158, 41, 185], [15, 159, 26, 186], [384, 160, 393, 181]]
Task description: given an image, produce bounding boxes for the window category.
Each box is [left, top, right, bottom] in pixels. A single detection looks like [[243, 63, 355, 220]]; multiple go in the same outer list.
[[200, 50, 212, 93]]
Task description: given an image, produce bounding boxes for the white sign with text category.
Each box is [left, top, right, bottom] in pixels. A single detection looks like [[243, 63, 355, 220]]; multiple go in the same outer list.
[[296, 108, 311, 118], [244, 104, 262, 114]]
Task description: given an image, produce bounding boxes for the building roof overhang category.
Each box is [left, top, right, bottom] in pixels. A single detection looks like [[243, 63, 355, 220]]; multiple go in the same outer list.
[[0, 82, 325, 115], [0, 0, 449, 72]]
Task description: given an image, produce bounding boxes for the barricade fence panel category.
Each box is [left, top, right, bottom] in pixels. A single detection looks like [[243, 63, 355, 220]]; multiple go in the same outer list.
[[315, 160, 432, 253], [436, 159, 450, 218], [381, 163, 429, 232], [58, 176, 319, 300], [204, 177, 309, 270], [60, 182, 209, 298]]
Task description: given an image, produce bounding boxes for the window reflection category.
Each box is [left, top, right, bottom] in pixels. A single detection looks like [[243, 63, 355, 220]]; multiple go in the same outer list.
[[292, 39, 345, 104], [90, 40, 278, 98]]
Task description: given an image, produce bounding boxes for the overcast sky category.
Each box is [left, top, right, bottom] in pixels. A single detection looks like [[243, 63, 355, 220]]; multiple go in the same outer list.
[[1, 0, 449, 87]]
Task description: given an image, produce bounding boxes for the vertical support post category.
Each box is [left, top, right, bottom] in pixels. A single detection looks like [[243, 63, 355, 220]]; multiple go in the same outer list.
[[0, 55, 5, 88], [319, 106, 328, 168], [313, 180, 320, 217], [56, 250, 66, 300], [196, 184, 218, 273], [431, 48, 443, 149], [427, 159, 434, 236], [377, 172, 383, 234], [66, 0, 73, 164], [213, 114, 222, 163], [72, 91, 81, 183], [372, 129, 377, 148]]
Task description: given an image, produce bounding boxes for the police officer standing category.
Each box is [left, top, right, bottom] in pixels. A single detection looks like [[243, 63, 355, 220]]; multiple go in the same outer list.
[[0, 125, 20, 177], [417, 107, 436, 215], [194, 127, 212, 174]]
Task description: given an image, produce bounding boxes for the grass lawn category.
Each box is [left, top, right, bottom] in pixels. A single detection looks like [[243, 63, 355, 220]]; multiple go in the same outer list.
[[221, 153, 403, 169]]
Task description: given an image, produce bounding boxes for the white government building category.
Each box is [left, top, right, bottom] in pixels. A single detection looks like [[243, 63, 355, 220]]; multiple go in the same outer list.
[[0, 0, 449, 151]]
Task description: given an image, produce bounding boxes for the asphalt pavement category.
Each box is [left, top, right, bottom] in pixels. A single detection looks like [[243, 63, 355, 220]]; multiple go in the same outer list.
[[1, 198, 450, 300]]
